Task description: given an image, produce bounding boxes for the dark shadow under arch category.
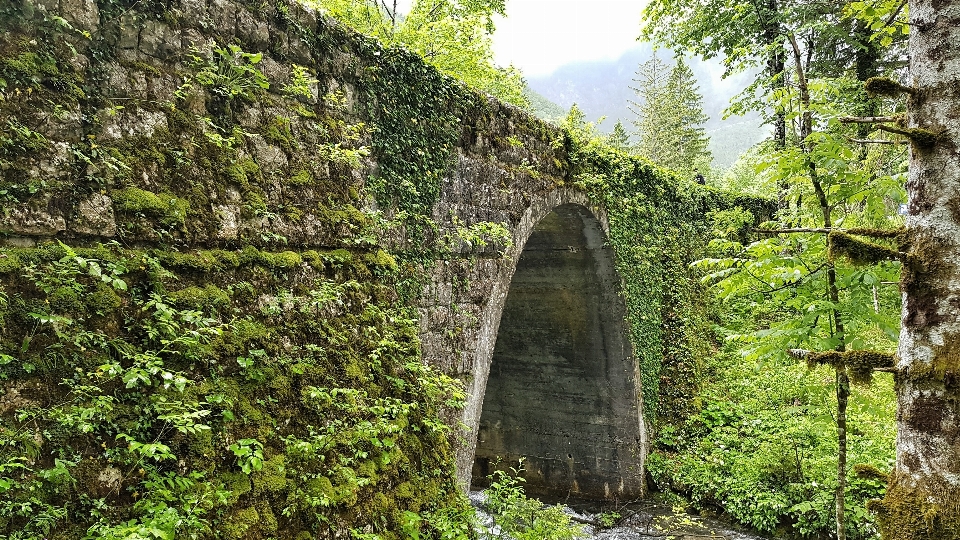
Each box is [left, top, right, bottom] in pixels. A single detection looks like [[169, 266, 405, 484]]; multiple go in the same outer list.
[[470, 204, 645, 499]]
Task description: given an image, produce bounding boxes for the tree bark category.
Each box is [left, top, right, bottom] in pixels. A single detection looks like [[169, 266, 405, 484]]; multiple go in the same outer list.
[[875, 1, 960, 537]]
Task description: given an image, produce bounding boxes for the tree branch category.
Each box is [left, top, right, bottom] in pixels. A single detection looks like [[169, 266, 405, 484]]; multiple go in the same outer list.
[[839, 115, 903, 124], [847, 137, 909, 145], [753, 227, 903, 238]]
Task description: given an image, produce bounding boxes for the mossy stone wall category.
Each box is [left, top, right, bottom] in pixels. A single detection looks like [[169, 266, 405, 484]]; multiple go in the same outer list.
[[0, 0, 765, 536]]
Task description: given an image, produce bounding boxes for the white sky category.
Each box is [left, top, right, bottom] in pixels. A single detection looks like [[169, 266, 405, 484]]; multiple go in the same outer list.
[[492, 1, 650, 77], [393, 0, 651, 78]]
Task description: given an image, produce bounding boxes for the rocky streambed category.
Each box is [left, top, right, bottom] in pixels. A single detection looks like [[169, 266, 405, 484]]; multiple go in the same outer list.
[[470, 491, 772, 540]]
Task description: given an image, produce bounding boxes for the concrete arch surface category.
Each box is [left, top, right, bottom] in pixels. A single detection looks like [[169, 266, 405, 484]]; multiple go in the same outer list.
[[454, 188, 647, 499]]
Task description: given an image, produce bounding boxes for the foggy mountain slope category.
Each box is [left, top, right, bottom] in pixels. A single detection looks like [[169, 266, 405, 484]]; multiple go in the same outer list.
[[525, 46, 768, 169]]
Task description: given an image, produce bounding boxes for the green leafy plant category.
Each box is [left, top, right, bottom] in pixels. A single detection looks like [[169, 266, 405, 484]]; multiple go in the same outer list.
[[228, 439, 265, 474], [181, 44, 269, 101], [483, 461, 585, 540], [283, 64, 317, 98]]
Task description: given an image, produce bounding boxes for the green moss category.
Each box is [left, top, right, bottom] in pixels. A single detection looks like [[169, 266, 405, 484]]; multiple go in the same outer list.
[[872, 475, 960, 540], [211, 320, 272, 358], [168, 284, 232, 312], [829, 231, 900, 266], [253, 455, 288, 494], [86, 283, 123, 315], [112, 187, 189, 225], [0, 253, 21, 274], [806, 349, 894, 384], [289, 169, 313, 186], [323, 249, 353, 265], [219, 471, 252, 505], [155, 250, 241, 273], [2, 51, 56, 78], [853, 463, 887, 482], [846, 227, 905, 239], [223, 507, 259, 540], [394, 481, 414, 499], [48, 287, 82, 313], [301, 250, 324, 270], [357, 459, 378, 480], [227, 157, 261, 188], [363, 250, 398, 272], [307, 476, 336, 501], [255, 502, 278, 535], [264, 116, 296, 153], [864, 76, 915, 97], [239, 247, 303, 269]]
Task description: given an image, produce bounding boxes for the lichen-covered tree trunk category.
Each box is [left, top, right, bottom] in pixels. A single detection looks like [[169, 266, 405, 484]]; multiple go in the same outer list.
[[876, 1, 960, 537]]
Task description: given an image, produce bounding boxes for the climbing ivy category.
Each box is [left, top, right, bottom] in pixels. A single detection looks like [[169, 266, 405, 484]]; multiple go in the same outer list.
[[360, 47, 481, 217], [565, 117, 773, 425]]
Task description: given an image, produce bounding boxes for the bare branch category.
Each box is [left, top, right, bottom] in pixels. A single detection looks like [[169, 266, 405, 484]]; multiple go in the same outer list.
[[840, 115, 903, 124], [848, 137, 909, 145], [882, 0, 908, 30], [753, 227, 903, 238]]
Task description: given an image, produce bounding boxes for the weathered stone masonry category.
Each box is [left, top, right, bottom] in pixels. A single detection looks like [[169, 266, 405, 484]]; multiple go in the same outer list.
[[1, 0, 646, 502]]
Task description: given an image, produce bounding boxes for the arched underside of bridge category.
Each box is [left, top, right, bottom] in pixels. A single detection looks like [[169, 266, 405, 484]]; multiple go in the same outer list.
[[469, 203, 646, 500]]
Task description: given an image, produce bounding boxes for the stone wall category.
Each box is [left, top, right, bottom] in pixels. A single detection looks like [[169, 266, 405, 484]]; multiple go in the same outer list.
[[0, 0, 657, 534]]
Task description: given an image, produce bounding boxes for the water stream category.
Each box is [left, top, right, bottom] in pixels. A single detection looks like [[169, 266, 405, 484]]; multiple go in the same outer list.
[[470, 491, 773, 540]]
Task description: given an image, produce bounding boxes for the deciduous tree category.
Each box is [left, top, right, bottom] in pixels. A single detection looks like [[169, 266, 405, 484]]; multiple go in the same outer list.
[[307, 0, 528, 107], [870, 0, 960, 537]]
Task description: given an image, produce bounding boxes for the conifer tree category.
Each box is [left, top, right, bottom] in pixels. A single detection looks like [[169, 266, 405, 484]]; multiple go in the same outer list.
[[607, 120, 631, 151], [629, 53, 713, 177]]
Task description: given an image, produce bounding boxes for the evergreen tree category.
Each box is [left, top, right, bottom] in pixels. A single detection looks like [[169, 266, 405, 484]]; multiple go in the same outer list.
[[607, 120, 631, 151], [629, 51, 672, 164], [629, 53, 713, 177]]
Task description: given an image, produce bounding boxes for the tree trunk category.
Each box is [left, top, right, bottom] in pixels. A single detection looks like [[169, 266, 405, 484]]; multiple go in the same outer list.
[[765, 0, 785, 150], [789, 32, 850, 539], [875, 1, 960, 537]]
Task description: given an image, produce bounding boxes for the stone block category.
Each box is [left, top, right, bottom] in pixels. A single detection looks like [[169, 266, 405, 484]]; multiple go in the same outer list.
[[236, 7, 270, 50], [39, 107, 83, 141], [99, 108, 168, 141], [0, 202, 66, 236], [139, 20, 181, 60], [118, 14, 140, 51], [247, 134, 288, 173], [70, 193, 117, 237], [60, 0, 99, 34], [38, 142, 73, 179], [207, 0, 238, 39], [179, 0, 209, 27], [213, 204, 240, 240], [259, 56, 286, 88]]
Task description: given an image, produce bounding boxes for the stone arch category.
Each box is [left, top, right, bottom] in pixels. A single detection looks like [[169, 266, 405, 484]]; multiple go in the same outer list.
[[455, 189, 647, 499]]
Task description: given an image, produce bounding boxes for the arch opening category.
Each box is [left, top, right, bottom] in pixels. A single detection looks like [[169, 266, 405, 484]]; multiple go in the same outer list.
[[470, 204, 645, 500]]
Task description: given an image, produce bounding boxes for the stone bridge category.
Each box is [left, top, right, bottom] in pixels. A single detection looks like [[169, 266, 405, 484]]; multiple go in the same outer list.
[[423, 183, 646, 499], [0, 0, 670, 504]]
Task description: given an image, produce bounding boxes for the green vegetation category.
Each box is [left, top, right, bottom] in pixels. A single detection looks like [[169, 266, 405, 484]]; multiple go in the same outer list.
[[306, 0, 528, 108], [642, 0, 910, 538], [482, 463, 585, 540], [0, 242, 472, 538], [629, 52, 713, 178]]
